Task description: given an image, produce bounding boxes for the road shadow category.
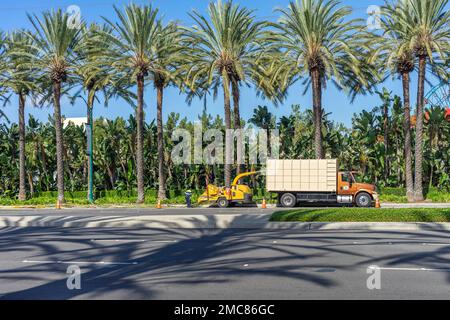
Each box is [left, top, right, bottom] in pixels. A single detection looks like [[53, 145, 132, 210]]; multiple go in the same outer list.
[[0, 216, 448, 299]]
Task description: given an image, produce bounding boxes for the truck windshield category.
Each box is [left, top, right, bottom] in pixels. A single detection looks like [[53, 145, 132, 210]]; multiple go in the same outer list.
[[350, 172, 360, 183]]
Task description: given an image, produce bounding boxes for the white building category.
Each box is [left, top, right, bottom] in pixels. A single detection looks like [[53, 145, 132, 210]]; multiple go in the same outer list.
[[63, 117, 87, 128]]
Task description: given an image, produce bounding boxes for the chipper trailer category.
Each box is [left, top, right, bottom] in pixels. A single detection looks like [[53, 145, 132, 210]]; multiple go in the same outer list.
[[198, 159, 379, 208], [197, 171, 258, 208]]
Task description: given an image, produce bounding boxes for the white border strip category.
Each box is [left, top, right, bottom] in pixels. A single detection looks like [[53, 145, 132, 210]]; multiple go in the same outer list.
[[22, 259, 138, 265]]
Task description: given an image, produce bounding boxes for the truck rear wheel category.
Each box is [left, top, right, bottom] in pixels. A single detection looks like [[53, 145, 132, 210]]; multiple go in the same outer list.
[[217, 198, 229, 208], [280, 193, 296, 208], [355, 192, 372, 208]]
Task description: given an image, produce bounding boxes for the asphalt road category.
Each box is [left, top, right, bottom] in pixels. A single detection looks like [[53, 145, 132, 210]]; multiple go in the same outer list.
[[0, 226, 449, 299]]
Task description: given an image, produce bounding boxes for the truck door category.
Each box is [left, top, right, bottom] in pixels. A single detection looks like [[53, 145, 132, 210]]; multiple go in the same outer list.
[[338, 172, 353, 195]]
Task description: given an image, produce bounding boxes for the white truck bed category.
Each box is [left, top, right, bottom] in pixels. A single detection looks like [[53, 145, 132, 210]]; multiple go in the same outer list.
[[266, 159, 337, 192]]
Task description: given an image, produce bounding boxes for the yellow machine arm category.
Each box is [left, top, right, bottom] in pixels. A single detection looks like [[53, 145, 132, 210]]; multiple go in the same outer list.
[[232, 171, 259, 186]]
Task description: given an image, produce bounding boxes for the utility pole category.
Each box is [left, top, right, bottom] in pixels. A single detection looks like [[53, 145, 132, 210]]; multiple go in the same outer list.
[[86, 106, 94, 203]]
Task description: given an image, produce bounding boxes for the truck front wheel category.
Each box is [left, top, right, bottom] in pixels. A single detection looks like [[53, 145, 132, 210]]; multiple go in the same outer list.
[[355, 192, 372, 208], [280, 193, 296, 208]]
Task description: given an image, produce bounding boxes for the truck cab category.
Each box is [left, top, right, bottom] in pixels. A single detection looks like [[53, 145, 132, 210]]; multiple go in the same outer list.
[[337, 171, 378, 207]]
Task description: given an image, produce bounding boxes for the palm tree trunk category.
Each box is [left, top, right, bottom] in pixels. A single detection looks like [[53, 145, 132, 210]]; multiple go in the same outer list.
[[223, 75, 232, 188], [18, 92, 26, 201], [414, 56, 426, 202], [311, 68, 324, 159], [429, 162, 434, 189], [27, 172, 34, 198], [136, 74, 145, 203], [156, 84, 166, 200], [53, 82, 65, 203], [232, 79, 243, 176], [401, 72, 414, 202]]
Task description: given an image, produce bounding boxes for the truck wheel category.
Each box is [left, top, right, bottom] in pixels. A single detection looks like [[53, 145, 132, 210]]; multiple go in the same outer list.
[[217, 198, 229, 208], [355, 192, 372, 208], [280, 193, 296, 208]]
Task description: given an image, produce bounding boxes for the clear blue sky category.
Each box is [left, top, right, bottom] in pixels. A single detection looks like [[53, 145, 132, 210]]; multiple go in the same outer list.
[[0, 0, 441, 127]]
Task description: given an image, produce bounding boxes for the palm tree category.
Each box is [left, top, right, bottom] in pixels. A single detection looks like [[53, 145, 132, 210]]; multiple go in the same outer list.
[[150, 23, 183, 200], [26, 10, 83, 203], [270, 0, 375, 159], [100, 4, 163, 203], [249, 105, 275, 154], [184, 0, 266, 187], [75, 23, 135, 202], [403, 0, 450, 201], [3, 30, 39, 201], [0, 34, 12, 135], [372, 2, 416, 201]]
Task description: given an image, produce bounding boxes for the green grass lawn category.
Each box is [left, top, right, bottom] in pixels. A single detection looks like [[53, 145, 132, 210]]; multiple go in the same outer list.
[[270, 208, 450, 223]]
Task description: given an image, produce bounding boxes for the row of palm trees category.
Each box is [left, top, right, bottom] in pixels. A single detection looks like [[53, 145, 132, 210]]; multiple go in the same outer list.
[[0, 0, 448, 204]]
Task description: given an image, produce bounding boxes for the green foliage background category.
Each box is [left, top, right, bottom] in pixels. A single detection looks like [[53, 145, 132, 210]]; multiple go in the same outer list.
[[1, 91, 449, 204]]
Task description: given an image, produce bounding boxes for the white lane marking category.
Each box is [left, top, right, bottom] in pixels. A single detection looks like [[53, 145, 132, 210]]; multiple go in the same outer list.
[[343, 242, 450, 246], [90, 239, 177, 243], [22, 259, 138, 265], [368, 266, 450, 272], [91, 239, 144, 242]]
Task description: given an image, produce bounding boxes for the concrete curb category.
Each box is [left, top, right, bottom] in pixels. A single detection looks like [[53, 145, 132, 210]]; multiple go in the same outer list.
[[0, 214, 449, 231]]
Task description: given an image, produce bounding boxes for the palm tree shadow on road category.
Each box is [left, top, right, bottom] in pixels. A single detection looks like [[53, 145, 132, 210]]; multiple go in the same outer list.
[[0, 216, 448, 299]]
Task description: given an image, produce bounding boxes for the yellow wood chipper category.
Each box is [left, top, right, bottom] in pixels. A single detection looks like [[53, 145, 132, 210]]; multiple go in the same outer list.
[[197, 171, 258, 208]]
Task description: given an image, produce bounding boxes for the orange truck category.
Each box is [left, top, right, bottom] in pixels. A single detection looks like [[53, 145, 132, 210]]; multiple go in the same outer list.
[[266, 159, 379, 208]]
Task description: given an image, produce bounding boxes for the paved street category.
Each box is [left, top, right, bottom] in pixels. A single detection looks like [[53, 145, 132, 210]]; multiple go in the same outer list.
[[0, 226, 449, 299]]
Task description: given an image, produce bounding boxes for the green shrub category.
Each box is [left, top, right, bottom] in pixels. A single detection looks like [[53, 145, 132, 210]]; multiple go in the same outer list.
[[379, 194, 408, 203], [426, 189, 450, 202], [379, 187, 406, 196]]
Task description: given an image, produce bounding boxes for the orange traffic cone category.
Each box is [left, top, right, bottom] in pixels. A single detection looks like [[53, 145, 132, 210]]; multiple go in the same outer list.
[[375, 198, 381, 209], [262, 198, 267, 209], [156, 199, 162, 209], [56, 199, 62, 210]]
